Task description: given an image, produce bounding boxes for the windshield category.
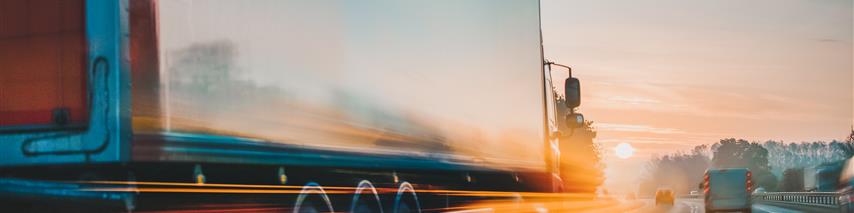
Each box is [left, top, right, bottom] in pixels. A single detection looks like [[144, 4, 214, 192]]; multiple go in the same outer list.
[[710, 171, 747, 198]]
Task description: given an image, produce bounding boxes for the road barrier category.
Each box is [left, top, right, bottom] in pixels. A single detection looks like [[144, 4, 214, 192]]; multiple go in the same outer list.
[[752, 192, 850, 212]]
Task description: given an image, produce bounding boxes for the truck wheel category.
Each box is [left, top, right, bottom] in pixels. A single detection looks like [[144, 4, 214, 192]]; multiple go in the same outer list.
[[293, 182, 334, 213], [350, 180, 383, 213], [392, 182, 421, 213], [396, 202, 415, 213]]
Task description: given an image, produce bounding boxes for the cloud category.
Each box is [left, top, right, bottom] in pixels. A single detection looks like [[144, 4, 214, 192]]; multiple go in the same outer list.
[[595, 123, 684, 134], [816, 38, 842, 43], [608, 96, 661, 105], [585, 80, 839, 122]]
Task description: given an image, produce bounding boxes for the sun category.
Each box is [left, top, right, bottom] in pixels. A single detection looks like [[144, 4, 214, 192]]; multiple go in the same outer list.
[[615, 143, 635, 159]]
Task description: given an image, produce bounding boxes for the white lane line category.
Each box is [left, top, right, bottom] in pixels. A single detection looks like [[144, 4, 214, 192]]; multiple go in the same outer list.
[[677, 199, 701, 213]]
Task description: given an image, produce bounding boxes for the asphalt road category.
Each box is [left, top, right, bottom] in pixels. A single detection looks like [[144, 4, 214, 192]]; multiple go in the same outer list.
[[629, 198, 806, 213]]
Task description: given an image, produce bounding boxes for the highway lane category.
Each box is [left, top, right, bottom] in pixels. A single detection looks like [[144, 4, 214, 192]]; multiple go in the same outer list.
[[630, 198, 703, 213], [629, 198, 805, 213]]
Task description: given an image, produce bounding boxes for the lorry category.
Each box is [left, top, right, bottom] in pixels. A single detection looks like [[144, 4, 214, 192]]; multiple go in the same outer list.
[[704, 168, 752, 213], [0, 0, 586, 212], [804, 166, 817, 192], [804, 163, 844, 192], [815, 163, 844, 192]]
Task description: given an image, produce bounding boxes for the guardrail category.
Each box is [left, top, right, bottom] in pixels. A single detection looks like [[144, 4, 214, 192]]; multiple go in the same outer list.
[[752, 192, 850, 213]]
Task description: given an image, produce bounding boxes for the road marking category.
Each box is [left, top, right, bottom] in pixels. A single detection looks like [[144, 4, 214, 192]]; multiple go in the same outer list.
[[678, 199, 703, 213]]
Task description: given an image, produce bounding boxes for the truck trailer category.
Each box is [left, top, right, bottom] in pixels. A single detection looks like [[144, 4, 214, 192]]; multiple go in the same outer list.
[[0, 0, 585, 212]]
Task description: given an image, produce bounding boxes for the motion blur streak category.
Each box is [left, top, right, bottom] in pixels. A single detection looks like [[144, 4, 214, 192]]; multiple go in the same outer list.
[[76, 180, 600, 198], [76, 181, 347, 189], [82, 188, 351, 194], [133, 203, 291, 213], [445, 197, 646, 213], [73, 181, 627, 212], [139, 208, 285, 213], [443, 208, 494, 213]]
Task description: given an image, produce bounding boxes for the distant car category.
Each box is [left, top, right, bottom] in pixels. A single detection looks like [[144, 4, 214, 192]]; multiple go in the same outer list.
[[704, 168, 752, 213], [655, 188, 675, 205], [690, 190, 700, 196], [625, 192, 637, 200], [752, 187, 766, 194]]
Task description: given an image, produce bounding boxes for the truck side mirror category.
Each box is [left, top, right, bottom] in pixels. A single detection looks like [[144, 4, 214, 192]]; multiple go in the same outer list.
[[565, 113, 584, 129], [565, 77, 580, 108]]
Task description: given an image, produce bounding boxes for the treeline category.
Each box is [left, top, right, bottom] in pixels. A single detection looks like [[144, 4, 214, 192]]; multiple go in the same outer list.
[[765, 141, 849, 177], [638, 145, 711, 196], [639, 132, 854, 195]]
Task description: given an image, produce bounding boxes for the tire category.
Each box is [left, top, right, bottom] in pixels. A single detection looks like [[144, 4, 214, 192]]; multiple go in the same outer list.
[[350, 180, 383, 213], [295, 199, 327, 213], [396, 201, 415, 213], [351, 203, 375, 213], [392, 182, 421, 213], [293, 182, 334, 213]]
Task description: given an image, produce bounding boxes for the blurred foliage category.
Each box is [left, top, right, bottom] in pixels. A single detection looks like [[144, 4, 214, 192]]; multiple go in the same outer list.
[[555, 92, 604, 194], [764, 140, 848, 177], [712, 138, 777, 191], [639, 145, 711, 196], [841, 128, 854, 157]]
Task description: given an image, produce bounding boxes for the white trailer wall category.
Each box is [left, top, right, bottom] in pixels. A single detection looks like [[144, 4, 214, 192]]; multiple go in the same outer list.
[[136, 0, 546, 171]]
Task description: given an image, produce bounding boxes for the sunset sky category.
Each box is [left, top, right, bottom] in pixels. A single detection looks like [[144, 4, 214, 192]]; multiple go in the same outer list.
[[542, 0, 853, 194]]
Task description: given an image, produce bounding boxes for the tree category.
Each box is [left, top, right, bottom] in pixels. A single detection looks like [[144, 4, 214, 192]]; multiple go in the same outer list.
[[777, 168, 804, 192], [642, 138, 850, 194], [841, 127, 854, 157], [711, 138, 777, 191], [639, 149, 711, 196], [768, 140, 847, 177], [555, 90, 604, 194], [849, 127, 854, 144]]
